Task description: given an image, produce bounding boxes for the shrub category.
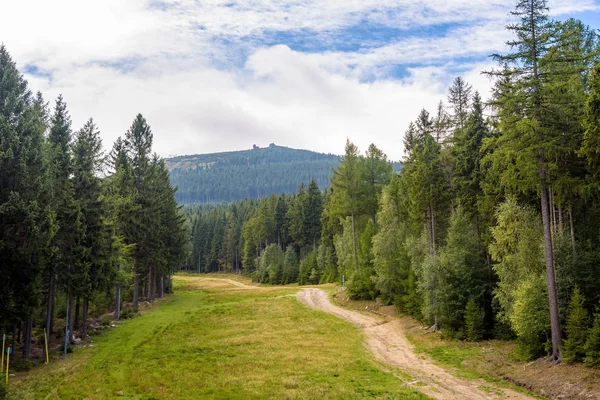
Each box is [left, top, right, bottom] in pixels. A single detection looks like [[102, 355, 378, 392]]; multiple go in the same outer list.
[[120, 307, 135, 320], [100, 314, 113, 326], [347, 269, 377, 300], [563, 287, 589, 362]]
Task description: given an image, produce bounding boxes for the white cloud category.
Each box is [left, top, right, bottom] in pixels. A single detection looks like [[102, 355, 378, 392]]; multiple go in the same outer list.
[[1, 0, 598, 160]]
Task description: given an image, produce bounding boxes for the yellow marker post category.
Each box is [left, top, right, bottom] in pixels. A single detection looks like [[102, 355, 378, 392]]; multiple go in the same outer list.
[[44, 329, 49, 364], [5, 347, 9, 385]]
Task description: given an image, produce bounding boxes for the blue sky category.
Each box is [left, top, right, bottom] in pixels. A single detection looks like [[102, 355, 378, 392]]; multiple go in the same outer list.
[[1, 0, 599, 160]]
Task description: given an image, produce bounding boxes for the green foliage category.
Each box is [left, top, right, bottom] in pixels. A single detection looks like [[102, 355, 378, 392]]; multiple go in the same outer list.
[[438, 206, 485, 334], [584, 308, 600, 367], [490, 199, 550, 359], [464, 297, 485, 342], [563, 287, 589, 362], [298, 249, 317, 285], [282, 247, 299, 284], [259, 244, 285, 284]]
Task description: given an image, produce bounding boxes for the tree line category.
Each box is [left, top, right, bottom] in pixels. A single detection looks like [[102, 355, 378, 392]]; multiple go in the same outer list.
[[0, 45, 189, 360], [187, 1, 600, 364]]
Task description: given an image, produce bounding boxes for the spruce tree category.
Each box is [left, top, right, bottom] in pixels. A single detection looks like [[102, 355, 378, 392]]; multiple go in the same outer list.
[[584, 307, 600, 367], [563, 287, 589, 362], [487, 0, 563, 360]]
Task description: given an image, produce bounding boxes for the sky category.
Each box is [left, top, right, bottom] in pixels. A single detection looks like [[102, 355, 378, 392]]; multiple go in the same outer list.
[[1, 1, 599, 161]]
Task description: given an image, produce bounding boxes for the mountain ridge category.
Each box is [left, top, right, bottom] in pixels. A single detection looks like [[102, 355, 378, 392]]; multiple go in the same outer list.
[[166, 144, 400, 204]]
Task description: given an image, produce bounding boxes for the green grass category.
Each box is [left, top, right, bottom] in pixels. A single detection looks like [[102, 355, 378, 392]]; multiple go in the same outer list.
[[8, 276, 428, 399]]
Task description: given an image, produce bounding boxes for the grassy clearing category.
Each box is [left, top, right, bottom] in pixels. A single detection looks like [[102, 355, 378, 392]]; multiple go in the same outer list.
[[8, 275, 428, 399]]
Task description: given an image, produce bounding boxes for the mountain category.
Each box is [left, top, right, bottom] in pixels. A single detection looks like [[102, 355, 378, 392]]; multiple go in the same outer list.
[[166, 144, 401, 204], [167, 144, 339, 203]]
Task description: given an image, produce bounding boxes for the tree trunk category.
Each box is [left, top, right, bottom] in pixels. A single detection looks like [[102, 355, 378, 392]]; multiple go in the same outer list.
[[68, 294, 75, 344], [46, 270, 55, 336], [133, 274, 140, 312], [115, 284, 121, 320], [74, 297, 80, 331], [351, 208, 357, 266], [569, 206, 576, 254], [81, 298, 89, 339], [147, 266, 153, 302], [23, 317, 32, 358], [539, 167, 561, 361], [160, 276, 164, 298]]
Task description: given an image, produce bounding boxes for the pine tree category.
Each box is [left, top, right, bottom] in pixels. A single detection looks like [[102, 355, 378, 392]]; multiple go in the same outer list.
[[361, 144, 392, 226], [487, 0, 564, 360], [123, 114, 154, 311], [447, 77, 473, 132], [584, 307, 600, 367], [330, 140, 362, 264], [72, 118, 113, 338], [581, 62, 600, 190], [465, 296, 485, 342], [563, 287, 589, 362], [0, 45, 54, 356]]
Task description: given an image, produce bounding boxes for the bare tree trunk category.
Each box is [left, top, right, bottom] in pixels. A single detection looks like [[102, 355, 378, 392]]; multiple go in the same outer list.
[[160, 276, 164, 298], [569, 206, 576, 254], [549, 189, 556, 236], [74, 297, 80, 331], [68, 294, 75, 344], [147, 266, 153, 302], [23, 316, 32, 358], [81, 298, 89, 338], [46, 270, 55, 336], [115, 283, 121, 320], [351, 208, 357, 266], [540, 166, 561, 361], [133, 274, 140, 312], [431, 207, 436, 253]]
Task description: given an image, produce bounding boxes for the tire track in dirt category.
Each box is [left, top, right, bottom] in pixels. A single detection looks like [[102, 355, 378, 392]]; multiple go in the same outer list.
[[297, 288, 535, 400]]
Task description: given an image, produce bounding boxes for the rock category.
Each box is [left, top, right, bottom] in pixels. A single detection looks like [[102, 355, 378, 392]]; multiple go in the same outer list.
[[74, 337, 82, 344], [115, 390, 124, 396]]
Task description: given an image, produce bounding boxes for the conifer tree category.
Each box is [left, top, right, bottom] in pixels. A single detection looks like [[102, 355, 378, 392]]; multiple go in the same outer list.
[[487, 0, 564, 360], [563, 287, 589, 362], [447, 77, 473, 132]]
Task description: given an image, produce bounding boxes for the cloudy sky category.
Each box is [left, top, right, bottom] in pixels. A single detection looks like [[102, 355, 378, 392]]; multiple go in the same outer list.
[[2, 1, 599, 161]]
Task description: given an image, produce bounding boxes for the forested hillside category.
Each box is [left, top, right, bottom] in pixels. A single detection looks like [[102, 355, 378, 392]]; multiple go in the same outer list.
[[186, 2, 600, 366], [167, 144, 401, 203], [0, 45, 188, 364]]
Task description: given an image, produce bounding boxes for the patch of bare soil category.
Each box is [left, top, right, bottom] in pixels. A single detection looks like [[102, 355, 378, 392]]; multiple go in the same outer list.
[[298, 288, 534, 400]]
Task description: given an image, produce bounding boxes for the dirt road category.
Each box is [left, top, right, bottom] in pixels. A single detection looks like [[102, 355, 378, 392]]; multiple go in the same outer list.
[[297, 288, 535, 400]]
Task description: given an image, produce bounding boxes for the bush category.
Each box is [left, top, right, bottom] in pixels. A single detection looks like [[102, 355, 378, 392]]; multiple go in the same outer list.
[[0, 380, 6, 400], [464, 296, 485, 342], [120, 307, 135, 320], [10, 358, 39, 372], [100, 314, 113, 326], [585, 308, 600, 367], [347, 269, 377, 300], [563, 287, 589, 362]]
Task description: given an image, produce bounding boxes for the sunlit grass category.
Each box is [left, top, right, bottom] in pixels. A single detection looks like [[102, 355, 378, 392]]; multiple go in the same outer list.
[[8, 275, 428, 399]]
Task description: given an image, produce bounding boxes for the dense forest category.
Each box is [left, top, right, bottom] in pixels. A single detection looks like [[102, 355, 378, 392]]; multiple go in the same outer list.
[[0, 46, 188, 363], [168, 144, 400, 203], [187, 2, 600, 364]]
